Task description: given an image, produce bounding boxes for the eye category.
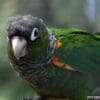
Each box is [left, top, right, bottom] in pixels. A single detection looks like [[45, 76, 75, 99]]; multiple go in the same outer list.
[[30, 27, 38, 41]]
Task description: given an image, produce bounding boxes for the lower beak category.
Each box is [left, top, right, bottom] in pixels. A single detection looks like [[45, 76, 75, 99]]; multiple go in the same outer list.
[[11, 36, 27, 60]]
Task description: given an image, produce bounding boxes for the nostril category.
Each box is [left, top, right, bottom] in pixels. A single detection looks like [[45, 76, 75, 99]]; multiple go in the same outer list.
[[18, 36, 25, 41]]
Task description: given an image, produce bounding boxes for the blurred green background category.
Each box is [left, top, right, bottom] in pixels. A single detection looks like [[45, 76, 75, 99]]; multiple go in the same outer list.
[[0, 0, 100, 100]]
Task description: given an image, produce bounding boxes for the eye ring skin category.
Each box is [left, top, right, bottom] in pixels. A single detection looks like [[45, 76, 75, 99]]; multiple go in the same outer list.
[[30, 28, 38, 41]]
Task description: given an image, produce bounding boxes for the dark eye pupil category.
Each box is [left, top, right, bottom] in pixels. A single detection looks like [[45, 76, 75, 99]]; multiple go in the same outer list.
[[34, 30, 38, 36]]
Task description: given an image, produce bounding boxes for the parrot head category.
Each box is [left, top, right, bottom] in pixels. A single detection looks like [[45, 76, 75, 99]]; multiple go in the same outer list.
[[6, 15, 56, 64]]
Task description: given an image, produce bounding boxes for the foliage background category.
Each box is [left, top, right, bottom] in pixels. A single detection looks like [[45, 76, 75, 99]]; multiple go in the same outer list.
[[0, 0, 100, 100]]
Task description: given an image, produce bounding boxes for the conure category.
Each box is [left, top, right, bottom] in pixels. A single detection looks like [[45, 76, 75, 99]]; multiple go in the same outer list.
[[6, 15, 100, 100]]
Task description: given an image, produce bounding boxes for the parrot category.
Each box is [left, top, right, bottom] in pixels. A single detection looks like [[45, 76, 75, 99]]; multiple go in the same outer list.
[[6, 15, 100, 100]]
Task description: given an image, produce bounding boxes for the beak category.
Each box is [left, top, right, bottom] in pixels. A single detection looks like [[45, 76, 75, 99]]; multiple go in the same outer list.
[[11, 36, 27, 60]]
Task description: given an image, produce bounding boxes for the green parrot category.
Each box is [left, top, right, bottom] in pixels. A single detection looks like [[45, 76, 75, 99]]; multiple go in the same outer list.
[[6, 15, 100, 100]]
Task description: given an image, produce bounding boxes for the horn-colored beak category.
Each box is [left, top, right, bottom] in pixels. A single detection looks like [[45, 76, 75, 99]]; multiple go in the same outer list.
[[11, 36, 27, 60]]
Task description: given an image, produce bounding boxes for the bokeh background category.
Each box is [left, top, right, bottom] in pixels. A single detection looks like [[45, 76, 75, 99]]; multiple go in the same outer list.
[[0, 0, 100, 100]]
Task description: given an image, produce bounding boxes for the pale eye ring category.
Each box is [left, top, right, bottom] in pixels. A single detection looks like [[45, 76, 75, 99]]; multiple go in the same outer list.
[[30, 27, 38, 41]]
